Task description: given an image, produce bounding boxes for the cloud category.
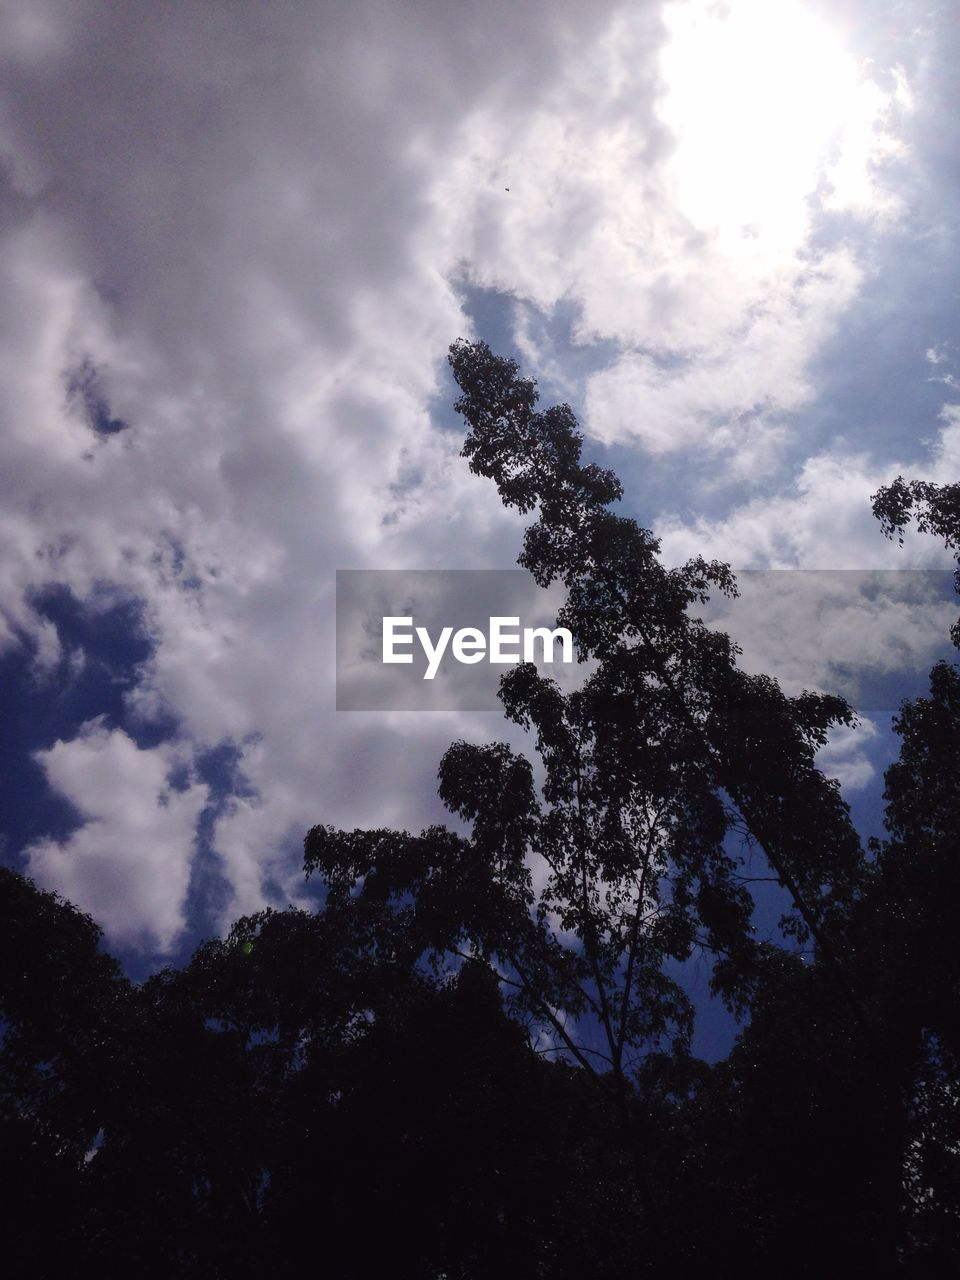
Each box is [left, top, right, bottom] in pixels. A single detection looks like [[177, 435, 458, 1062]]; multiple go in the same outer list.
[[577, 0, 913, 457], [693, 568, 956, 723], [584, 249, 864, 454], [0, 0, 944, 954], [656, 401, 960, 571], [0, 0, 656, 943], [24, 721, 207, 952], [815, 718, 880, 792], [433, 0, 911, 463]]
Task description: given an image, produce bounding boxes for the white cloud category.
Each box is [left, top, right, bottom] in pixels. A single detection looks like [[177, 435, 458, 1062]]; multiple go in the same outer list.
[[0, 0, 636, 943], [577, 0, 910, 458], [24, 721, 207, 952], [584, 249, 863, 453], [657, 405, 960, 571], [0, 0, 938, 951], [693, 568, 955, 728], [816, 718, 879, 792]]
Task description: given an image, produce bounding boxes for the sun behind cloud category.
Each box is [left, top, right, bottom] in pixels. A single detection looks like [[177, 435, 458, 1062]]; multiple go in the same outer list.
[[659, 0, 906, 257]]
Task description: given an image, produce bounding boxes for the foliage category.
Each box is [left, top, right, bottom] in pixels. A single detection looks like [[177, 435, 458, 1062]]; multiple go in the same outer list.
[[2, 343, 960, 1274], [872, 474, 960, 647]]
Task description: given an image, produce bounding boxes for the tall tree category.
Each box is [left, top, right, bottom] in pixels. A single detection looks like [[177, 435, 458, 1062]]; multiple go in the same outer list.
[[305, 340, 880, 1252], [5, 353, 960, 1275]]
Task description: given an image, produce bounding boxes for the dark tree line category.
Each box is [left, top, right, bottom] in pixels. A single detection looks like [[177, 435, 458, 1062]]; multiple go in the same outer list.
[[3, 341, 960, 1277]]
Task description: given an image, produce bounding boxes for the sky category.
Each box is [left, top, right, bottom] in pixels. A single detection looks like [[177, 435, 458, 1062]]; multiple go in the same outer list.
[[1, 0, 959, 998]]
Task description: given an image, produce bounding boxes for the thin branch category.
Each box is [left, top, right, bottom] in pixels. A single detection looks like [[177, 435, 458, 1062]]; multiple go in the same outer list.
[[616, 801, 666, 1063], [572, 741, 620, 1074]]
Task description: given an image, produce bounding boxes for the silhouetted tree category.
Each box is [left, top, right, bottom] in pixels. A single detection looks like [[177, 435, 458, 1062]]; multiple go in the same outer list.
[[304, 340, 877, 1266], [3, 348, 960, 1276], [873, 474, 960, 647]]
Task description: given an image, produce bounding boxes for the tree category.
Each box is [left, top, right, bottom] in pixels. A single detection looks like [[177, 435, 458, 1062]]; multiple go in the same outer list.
[[0, 866, 132, 1277], [304, 339, 883, 1259], [4, 346, 960, 1275], [3, 865, 664, 1278], [304, 342, 960, 1270], [872, 474, 960, 647]]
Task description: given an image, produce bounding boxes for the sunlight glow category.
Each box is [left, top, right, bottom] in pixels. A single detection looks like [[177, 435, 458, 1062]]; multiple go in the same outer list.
[[658, 0, 901, 260]]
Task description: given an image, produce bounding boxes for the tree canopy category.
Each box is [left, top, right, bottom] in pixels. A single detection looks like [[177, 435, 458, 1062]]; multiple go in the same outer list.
[[3, 341, 960, 1276]]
